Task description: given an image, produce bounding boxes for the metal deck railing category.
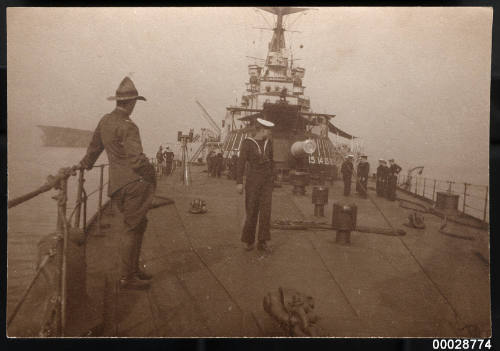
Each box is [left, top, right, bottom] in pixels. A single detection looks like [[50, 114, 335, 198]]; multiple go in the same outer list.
[[397, 174, 489, 223], [7, 163, 109, 336]]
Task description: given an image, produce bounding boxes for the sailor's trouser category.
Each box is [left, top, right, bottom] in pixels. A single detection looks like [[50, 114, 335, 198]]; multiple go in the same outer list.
[[114, 179, 155, 278], [242, 174, 273, 245], [343, 176, 352, 196], [357, 176, 368, 196], [376, 179, 385, 196], [387, 175, 397, 201], [165, 161, 172, 175]]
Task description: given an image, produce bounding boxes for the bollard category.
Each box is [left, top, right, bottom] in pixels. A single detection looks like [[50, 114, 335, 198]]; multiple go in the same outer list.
[[331, 203, 357, 245], [312, 186, 329, 217]]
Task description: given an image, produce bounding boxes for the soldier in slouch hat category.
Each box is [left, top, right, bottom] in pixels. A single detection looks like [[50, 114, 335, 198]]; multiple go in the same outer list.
[[79, 77, 155, 290]]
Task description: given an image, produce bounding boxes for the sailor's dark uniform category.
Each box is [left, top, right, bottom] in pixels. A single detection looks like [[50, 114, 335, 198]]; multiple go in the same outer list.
[[215, 153, 224, 178], [340, 160, 354, 196], [356, 161, 370, 197], [164, 151, 174, 175], [387, 163, 402, 201], [156, 149, 164, 176], [80, 107, 156, 279], [237, 137, 274, 245], [376, 165, 388, 196], [228, 154, 238, 180]]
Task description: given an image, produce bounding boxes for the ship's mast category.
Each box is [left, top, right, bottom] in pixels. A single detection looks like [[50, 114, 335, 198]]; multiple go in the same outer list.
[[258, 7, 308, 52]]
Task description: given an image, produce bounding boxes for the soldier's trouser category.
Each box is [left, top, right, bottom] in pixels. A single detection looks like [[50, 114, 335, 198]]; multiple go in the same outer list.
[[114, 180, 155, 278], [343, 176, 351, 196], [166, 161, 172, 175], [376, 180, 382, 196], [242, 175, 273, 244]]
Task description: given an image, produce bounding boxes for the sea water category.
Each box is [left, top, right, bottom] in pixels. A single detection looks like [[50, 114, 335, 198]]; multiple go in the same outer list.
[[7, 134, 109, 314]]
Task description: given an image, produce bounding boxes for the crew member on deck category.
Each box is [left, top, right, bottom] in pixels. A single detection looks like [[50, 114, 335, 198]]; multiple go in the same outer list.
[[376, 159, 388, 197], [215, 152, 224, 178], [156, 146, 164, 177], [79, 77, 155, 290], [356, 155, 370, 198], [236, 118, 275, 252], [164, 147, 174, 176], [228, 152, 238, 180], [340, 155, 354, 196], [207, 151, 214, 176], [387, 158, 402, 201]]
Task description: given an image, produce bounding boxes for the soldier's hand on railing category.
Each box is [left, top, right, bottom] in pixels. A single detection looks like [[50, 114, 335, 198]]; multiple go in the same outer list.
[[237, 184, 243, 194], [71, 164, 84, 171]]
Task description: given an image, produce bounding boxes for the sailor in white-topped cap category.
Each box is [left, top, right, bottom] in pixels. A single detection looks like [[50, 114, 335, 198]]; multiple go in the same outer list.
[[376, 159, 389, 196], [356, 155, 370, 198], [236, 117, 275, 252], [341, 154, 354, 196], [387, 158, 402, 201]]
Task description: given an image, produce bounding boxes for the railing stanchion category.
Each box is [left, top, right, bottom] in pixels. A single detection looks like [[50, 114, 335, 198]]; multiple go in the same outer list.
[[415, 177, 418, 195], [57, 178, 68, 336], [83, 190, 88, 232], [433, 179, 437, 202], [463, 183, 468, 214], [97, 165, 104, 236], [423, 178, 426, 198], [483, 186, 488, 222], [74, 169, 84, 228]]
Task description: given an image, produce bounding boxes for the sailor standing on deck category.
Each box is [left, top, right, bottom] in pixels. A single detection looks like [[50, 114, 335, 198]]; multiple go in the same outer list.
[[376, 159, 388, 197], [156, 146, 164, 177], [236, 118, 275, 252], [356, 155, 370, 198], [387, 158, 402, 201], [340, 155, 354, 196], [79, 77, 155, 290], [164, 147, 174, 176]]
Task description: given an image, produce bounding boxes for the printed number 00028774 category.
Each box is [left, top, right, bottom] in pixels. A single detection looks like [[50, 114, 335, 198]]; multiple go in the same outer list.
[[432, 339, 491, 350]]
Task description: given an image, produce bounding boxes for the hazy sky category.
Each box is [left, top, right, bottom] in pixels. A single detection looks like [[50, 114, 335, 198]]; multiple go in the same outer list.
[[7, 7, 492, 184]]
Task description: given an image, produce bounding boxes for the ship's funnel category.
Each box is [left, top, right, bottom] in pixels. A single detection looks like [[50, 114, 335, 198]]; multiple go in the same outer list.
[[291, 139, 316, 158]]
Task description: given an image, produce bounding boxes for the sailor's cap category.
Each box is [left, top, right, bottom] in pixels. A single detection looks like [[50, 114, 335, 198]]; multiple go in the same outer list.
[[379, 158, 385, 161], [256, 118, 275, 129], [347, 154, 354, 158]]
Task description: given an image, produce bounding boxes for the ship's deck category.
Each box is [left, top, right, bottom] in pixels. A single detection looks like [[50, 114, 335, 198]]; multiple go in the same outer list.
[[84, 166, 490, 337]]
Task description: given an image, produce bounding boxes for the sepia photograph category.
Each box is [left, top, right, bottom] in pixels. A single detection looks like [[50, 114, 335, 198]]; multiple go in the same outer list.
[[6, 7, 492, 337]]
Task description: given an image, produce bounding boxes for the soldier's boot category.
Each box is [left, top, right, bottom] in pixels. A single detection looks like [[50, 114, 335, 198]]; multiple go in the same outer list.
[[133, 221, 153, 281]]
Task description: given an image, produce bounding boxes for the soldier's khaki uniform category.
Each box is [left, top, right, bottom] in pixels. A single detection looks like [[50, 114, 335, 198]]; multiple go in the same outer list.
[[80, 107, 156, 278]]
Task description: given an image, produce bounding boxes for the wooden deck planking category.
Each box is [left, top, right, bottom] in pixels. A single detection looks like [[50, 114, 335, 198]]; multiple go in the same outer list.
[[83, 169, 490, 337]]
